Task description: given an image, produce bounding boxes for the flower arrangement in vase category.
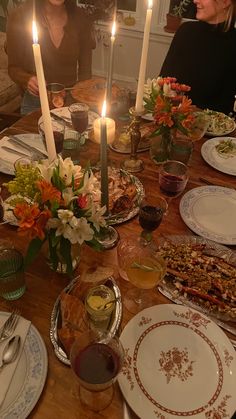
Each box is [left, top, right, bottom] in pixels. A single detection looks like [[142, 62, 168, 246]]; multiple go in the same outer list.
[[3, 157, 107, 275], [143, 76, 196, 163]]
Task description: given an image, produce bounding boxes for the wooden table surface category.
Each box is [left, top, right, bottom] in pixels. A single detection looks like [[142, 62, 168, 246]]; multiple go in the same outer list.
[[0, 111, 235, 419]]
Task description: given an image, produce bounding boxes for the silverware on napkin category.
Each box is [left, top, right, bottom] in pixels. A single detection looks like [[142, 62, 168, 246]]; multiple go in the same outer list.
[[0, 310, 20, 343], [1, 146, 29, 158], [8, 135, 48, 159]]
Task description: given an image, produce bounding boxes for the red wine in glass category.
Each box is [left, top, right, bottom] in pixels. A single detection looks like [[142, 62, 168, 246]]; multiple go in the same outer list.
[[159, 173, 188, 197], [53, 131, 64, 153], [139, 205, 164, 232], [69, 103, 89, 134], [74, 342, 120, 386]]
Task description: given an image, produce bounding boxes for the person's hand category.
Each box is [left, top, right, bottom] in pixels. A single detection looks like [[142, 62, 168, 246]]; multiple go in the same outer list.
[[27, 76, 39, 96]]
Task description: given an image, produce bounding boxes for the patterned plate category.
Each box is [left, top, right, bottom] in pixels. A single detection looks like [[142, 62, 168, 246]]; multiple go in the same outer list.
[[118, 304, 236, 419], [0, 312, 48, 419], [179, 186, 236, 245]]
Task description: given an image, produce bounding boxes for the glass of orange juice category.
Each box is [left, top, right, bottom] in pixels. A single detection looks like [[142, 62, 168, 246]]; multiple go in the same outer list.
[[117, 236, 166, 314]]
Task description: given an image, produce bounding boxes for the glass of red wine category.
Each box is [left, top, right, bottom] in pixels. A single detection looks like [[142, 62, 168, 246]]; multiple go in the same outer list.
[[159, 160, 189, 198], [139, 196, 168, 246], [70, 329, 124, 412], [69, 102, 89, 134]]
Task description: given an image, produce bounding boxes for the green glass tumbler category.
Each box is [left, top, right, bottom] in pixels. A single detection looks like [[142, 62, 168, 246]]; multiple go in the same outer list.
[[0, 248, 25, 300]]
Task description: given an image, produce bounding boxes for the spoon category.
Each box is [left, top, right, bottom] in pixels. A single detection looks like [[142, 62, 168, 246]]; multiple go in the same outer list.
[[97, 297, 120, 310], [0, 335, 21, 369]]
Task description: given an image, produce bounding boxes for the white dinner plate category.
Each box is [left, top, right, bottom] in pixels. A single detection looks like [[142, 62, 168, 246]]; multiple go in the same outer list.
[[204, 110, 236, 137], [0, 134, 47, 175], [179, 186, 236, 245], [38, 106, 99, 132], [118, 304, 236, 419], [142, 112, 154, 121], [0, 312, 48, 419], [201, 137, 236, 176]]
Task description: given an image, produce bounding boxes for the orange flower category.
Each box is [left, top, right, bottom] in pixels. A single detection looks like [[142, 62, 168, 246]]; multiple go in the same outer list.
[[37, 180, 61, 204], [177, 96, 193, 114], [155, 113, 174, 128], [14, 202, 51, 240]]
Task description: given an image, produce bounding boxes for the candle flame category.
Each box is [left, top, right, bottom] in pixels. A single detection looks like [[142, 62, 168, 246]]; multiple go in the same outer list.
[[148, 0, 153, 9], [111, 20, 116, 37], [102, 100, 106, 117], [32, 20, 38, 44]]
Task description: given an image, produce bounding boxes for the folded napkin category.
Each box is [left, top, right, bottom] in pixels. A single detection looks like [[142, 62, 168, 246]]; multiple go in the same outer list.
[[0, 315, 31, 407], [0, 134, 47, 175]]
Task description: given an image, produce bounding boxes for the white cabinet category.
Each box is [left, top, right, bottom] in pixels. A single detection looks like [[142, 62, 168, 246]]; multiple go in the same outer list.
[[92, 0, 174, 84]]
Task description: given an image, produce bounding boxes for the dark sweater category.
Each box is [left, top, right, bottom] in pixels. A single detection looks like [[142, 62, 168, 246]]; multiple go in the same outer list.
[[160, 21, 236, 115], [6, 0, 95, 91]]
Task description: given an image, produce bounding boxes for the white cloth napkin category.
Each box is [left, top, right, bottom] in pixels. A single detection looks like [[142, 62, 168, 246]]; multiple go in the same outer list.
[[0, 315, 31, 407], [0, 134, 47, 175]]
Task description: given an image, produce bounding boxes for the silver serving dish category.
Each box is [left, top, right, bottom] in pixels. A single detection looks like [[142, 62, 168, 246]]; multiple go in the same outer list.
[[157, 235, 236, 325], [50, 276, 122, 365]]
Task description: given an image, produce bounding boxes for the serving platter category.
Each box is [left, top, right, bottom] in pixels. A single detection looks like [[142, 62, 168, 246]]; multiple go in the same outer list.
[[118, 304, 236, 419], [157, 234, 236, 324], [201, 137, 236, 176], [179, 186, 236, 245], [50, 276, 122, 365], [204, 110, 236, 136]]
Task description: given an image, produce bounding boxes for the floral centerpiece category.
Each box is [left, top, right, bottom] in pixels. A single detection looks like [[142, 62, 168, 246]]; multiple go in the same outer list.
[[3, 157, 107, 275], [143, 76, 196, 163]]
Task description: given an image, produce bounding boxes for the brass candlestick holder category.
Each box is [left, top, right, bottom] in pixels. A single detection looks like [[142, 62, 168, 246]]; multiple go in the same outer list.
[[121, 107, 145, 173]]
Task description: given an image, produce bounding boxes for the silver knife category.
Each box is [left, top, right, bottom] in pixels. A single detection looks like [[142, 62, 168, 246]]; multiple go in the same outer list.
[[50, 111, 72, 128], [8, 135, 48, 158], [2, 146, 29, 158]]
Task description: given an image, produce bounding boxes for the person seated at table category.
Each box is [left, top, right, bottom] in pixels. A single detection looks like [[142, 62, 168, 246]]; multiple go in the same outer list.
[[6, 0, 96, 115], [160, 0, 236, 115]]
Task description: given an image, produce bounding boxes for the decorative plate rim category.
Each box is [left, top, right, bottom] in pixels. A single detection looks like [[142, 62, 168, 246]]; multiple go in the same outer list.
[[118, 304, 236, 419], [179, 186, 236, 245], [201, 137, 236, 176]]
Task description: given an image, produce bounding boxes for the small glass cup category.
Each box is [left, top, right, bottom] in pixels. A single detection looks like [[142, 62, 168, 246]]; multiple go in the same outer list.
[[85, 285, 115, 332], [68, 103, 89, 134], [47, 83, 66, 108], [170, 138, 194, 164], [62, 128, 81, 164], [0, 248, 25, 300], [70, 329, 124, 412], [39, 120, 64, 154], [14, 157, 33, 172], [159, 160, 189, 198]]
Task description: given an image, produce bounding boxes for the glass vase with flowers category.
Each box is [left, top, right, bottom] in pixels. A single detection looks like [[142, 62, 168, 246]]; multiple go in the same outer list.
[[3, 156, 107, 276], [143, 76, 196, 164]]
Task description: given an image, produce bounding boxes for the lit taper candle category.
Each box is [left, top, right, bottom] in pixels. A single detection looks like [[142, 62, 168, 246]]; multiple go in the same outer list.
[[107, 20, 116, 106], [135, 0, 153, 113], [32, 21, 56, 162], [100, 100, 109, 214]]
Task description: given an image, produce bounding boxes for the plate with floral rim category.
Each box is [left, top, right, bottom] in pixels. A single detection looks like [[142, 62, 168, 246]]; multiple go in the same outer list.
[[0, 312, 48, 419], [179, 186, 236, 245], [118, 304, 236, 419]]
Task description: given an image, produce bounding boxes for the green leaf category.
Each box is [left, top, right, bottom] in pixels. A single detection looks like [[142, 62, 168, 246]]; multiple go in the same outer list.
[[24, 237, 45, 268]]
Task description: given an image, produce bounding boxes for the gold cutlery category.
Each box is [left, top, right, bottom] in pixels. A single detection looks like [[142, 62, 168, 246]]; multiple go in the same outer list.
[[8, 135, 48, 158], [199, 177, 235, 190], [1, 146, 29, 158]]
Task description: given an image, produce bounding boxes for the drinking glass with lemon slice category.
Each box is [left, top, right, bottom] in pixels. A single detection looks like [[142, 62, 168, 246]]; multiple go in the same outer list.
[[117, 236, 166, 314]]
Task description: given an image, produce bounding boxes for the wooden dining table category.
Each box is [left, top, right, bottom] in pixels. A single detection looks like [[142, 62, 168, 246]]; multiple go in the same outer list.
[[0, 110, 235, 419]]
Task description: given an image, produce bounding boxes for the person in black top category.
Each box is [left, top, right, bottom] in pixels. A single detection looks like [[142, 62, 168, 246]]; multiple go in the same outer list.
[[160, 0, 236, 114]]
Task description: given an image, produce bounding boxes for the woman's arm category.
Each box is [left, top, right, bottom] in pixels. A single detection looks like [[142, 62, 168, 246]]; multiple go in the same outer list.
[[6, 7, 36, 92]]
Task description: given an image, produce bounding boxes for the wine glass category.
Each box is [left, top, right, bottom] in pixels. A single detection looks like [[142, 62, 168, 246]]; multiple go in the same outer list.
[[117, 235, 166, 314], [68, 103, 89, 134], [139, 196, 168, 247], [70, 329, 124, 412], [159, 160, 189, 199]]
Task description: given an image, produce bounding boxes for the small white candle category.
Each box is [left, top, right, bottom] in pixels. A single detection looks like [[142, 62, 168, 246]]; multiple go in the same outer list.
[[100, 101, 109, 213], [107, 20, 116, 105], [93, 117, 115, 144], [32, 21, 56, 162], [135, 0, 153, 113]]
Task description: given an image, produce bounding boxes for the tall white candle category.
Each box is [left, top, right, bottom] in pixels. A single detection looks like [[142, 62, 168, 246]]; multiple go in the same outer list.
[[32, 21, 56, 162], [100, 101, 109, 214], [107, 20, 116, 106], [135, 0, 153, 113]]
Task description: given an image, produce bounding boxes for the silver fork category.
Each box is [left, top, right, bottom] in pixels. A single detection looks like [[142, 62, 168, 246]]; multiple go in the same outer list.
[[0, 309, 20, 343]]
